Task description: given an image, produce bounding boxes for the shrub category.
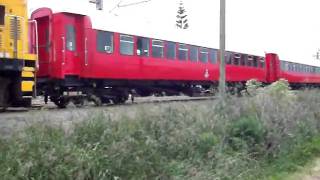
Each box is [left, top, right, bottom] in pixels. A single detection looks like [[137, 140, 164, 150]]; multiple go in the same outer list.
[[1, 83, 320, 179], [228, 116, 266, 152]]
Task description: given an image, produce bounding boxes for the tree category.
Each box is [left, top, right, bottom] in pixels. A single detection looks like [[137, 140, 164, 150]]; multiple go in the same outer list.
[[176, 1, 189, 29]]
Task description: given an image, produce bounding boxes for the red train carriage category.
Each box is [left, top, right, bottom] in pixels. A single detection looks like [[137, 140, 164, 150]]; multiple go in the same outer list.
[[263, 53, 320, 88], [278, 60, 320, 87], [31, 8, 222, 107], [32, 7, 316, 108]]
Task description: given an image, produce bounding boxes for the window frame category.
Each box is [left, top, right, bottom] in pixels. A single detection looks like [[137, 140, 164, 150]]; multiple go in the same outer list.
[[66, 25, 76, 51], [166, 41, 176, 60], [136, 36, 150, 57], [189, 45, 199, 62], [96, 30, 114, 54], [209, 49, 217, 64], [233, 54, 241, 66], [178, 43, 188, 61], [152, 39, 164, 58], [0, 6, 5, 26], [199, 47, 209, 63], [253, 56, 258, 67], [120, 34, 134, 56], [259, 58, 265, 68]]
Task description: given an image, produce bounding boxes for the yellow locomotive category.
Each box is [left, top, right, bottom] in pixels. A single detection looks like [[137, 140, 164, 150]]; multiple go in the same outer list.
[[0, 0, 37, 109]]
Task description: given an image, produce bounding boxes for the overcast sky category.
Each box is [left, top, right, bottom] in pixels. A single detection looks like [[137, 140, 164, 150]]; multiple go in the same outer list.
[[28, 0, 320, 66]]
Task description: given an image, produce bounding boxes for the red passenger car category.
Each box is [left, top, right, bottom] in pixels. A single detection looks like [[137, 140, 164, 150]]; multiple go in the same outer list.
[[31, 8, 222, 107], [31, 7, 319, 108]]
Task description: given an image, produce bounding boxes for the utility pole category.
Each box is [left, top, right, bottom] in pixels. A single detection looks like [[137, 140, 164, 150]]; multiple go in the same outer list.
[[219, 0, 226, 97], [89, 0, 103, 10]]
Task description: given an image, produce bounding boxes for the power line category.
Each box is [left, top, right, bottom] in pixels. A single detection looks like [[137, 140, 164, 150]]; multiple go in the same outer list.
[[109, 0, 152, 14]]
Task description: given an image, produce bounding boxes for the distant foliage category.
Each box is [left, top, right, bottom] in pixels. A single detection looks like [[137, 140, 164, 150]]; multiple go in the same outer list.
[[242, 79, 263, 96], [262, 79, 295, 100], [243, 78, 295, 101], [176, 1, 189, 29]]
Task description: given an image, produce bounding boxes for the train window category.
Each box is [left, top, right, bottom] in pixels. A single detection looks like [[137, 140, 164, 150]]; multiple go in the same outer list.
[[199, 48, 208, 63], [260, 58, 265, 68], [241, 54, 247, 66], [209, 49, 217, 64], [45, 28, 50, 52], [189, 46, 198, 62], [120, 35, 134, 55], [166, 41, 176, 60], [253, 56, 258, 67], [289, 64, 293, 71], [286, 63, 290, 71], [226, 52, 232, 64], [247, 56, 253, 66], [280, 61, 285, 70], [233, 54, 240, 65], [66, 25, 76, 51], [137, 37, 149, 56], [97, 31, 114, 53], [0, 6, 4, 25], [178, 44, 188, 61], [152, 40, 164, 58]]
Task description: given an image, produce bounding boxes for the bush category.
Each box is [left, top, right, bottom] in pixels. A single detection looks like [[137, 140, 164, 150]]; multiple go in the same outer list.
[[228, 116, 266, 152], [1, 81, 320, 179]]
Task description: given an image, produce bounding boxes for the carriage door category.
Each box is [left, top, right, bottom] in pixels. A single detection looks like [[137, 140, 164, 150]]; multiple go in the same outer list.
[[61, 14, 85, 77], [265, 53, 280, 83], [36, 16, 51, 77]]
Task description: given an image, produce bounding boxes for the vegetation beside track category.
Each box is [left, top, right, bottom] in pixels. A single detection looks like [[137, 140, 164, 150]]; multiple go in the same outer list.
[[1, 80, 320, 179]]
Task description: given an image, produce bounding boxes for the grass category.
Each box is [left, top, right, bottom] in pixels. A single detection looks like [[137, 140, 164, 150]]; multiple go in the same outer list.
[[1, 80, 320, 179]]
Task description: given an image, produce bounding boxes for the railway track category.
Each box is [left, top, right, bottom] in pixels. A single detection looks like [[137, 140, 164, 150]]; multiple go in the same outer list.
[[0, 95, 216, 138], [0, 95, 215, 114]]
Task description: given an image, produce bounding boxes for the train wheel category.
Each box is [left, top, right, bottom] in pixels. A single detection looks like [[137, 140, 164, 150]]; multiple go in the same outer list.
[[18, 98, 32, 107], [112, 95, 127, 104], [73, 97, 85, 108], [0, 87, 9, 111], [0, 78, 10, 111], [89, 95, 102, 106], [52, 96, 69, 108]]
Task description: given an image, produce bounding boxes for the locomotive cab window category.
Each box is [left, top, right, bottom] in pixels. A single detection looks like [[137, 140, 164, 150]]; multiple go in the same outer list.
[[97, 31, 114, 53], [66, 25, 76, 51], [190, 46, 198, 62], [209, 49, 217, 64], [0, 6, 4, 26], [120, 35, 134, 55], [152, 40, 164, 58], [166, 41, 176, 60], [137, 37, 149, 56], [178, 44, 188, 61], [199, 48, 208, 63]]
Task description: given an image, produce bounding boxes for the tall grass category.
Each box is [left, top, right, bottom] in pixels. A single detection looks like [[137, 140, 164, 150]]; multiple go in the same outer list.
[[1, 80, 320, 179]]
